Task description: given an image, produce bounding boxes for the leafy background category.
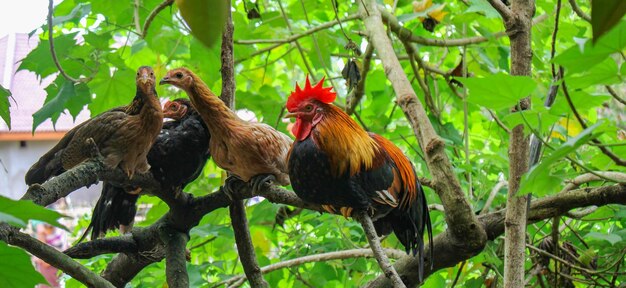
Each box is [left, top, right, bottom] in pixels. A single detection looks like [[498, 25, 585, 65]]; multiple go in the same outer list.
[[1, 0, 625, 287]]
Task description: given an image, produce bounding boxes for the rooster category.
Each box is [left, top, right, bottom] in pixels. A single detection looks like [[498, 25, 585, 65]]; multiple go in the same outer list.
[[286, 77, 433, 279], [159, 68, 291, 196], [82, 98, 211, 240], [26, 66, 163, 184]]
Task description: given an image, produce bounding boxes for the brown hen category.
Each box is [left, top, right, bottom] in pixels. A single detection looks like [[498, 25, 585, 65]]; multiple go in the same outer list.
[[160, 68, 292, 195], [26, 66, 163, 183]]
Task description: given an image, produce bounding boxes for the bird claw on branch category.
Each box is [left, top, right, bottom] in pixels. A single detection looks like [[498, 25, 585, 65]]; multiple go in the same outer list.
[[249, 174, 276, 196]]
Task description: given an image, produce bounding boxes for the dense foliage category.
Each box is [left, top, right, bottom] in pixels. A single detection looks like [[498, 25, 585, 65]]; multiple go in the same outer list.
[[1, 0, 626, 287]]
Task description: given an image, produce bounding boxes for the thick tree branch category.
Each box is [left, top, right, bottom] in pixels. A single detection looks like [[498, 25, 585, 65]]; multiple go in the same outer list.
[[0, 223, 114, 288], [368, 183, 626, 287], [64, 235, 137, 259], [503, 0, 534, 286], [487, 0, 514, 22], [230, 201, 269, 287], [160, 226, 189, 288], [359, 0, 486, 265]]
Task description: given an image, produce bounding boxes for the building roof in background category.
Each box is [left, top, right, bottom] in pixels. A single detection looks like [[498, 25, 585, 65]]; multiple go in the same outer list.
[[0, 33, 90, 139]]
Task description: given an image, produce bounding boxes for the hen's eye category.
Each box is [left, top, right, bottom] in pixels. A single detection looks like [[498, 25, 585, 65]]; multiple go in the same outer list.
[[304, 105, 313, 111], [175, 72, 183, 79]]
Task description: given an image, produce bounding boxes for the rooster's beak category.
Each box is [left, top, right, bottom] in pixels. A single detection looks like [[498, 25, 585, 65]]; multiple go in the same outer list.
[[284, 112, 297, 119], [159, 76, 170, 85]]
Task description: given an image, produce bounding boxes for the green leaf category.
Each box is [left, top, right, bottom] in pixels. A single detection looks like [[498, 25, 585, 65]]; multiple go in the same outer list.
[[176, 0, 228, 48], [586, 231, 622, 245], [591, 1, 626, 42], [553, 22, 626, 73], [88, 65, 135, 115], [564, 57, 621, 89], [52, 2, 91, 26], [18, 32, 80, 79], [465, 0, 500, 18], [0, 196, 67, 230], [458, 74, 537, 110], [33, 76, 91, 132], [0, 85, 11, 129], [518, 122, 602, 196], [0, 242, 48, 288]]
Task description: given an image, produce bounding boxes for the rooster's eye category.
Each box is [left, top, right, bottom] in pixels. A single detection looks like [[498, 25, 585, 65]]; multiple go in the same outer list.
[[304, 105, 313, 112]]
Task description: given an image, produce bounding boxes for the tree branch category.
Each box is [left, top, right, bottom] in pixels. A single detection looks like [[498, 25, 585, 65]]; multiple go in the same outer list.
[[487, 0, 514, 22], [606, 85, 626, 106], [229, 201, 269, 287], [64, 235, 137, 259], [160, 226, 189, 288], [234, 15, 360, 63], [218, 248, 406, 287], [354, 210, 406, 287], [368, 183, 626, 287], [346, 42, 374, 115], [359, 0, 486, 272], [568, 0, 591, 22], [142, 0, 175, 38], [0, 223, 114, 288], [377, 7, 548, 47], [47, 0, 91, 83]]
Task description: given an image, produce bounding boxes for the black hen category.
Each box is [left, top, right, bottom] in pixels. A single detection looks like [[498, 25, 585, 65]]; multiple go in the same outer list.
[[83, 98, 211, 241]]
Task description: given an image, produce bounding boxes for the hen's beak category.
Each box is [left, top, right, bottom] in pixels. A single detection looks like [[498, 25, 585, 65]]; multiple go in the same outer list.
[[284, 112, 297, 119], [140, 72, 149, 84], [159, 76, 171, 85]]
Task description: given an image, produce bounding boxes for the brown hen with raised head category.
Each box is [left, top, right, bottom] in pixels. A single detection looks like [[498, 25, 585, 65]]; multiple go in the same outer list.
[[26, 66, 163, 184], [160, 67, 292, 195]]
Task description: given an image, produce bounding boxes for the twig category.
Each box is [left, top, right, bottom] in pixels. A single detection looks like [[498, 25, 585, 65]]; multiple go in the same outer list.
[[234, 14, 360, 63], [298, 0, 338, 90], [568, 0, 591, 22], [378, 6, 548, 47], [450, 261, 467, 288], [487, 109, 511, 134], [142, 0, 175, 38], [606, 85, 626, 105], [133, 0, 142, 33], [0, 223, 115, 288], [189, 236, 217, 250], [480, 180, 508, 215], [276, 0, 317, 82], [215, 248, 406, 287], [346, 42, 375, 115], [220, 4, 235, 107], [562, 78, 626, 167], [353, 210, 406, 288], [47, 0, 90, 83]]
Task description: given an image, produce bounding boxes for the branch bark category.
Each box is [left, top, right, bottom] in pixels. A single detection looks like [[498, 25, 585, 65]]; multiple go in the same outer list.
[[0, 223, 114, 288], [161, 226, 189, 288], [64, 235, 137, 259], [229, 201, 269, 287], [501, 0, 534, 287]]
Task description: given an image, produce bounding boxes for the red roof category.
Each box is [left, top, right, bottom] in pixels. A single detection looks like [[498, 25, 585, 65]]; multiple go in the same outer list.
[[0, 33, 90, 135]]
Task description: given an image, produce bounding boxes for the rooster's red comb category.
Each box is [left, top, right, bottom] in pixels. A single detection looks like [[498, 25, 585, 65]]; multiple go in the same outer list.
[[286, 76, 336, 111]]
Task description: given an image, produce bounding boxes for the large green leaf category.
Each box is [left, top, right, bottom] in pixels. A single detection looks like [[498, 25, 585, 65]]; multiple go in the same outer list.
[[591, 1, 626, 42], [88, 65, 136, 115], [518, 122, 602, 196], [553, 21, 626, 73], [0, 196, 67, 230], [18, 32, 80, 79], [33, 76, 91, 132], [0, 85, 11, 129], [175, 0, 228, 48], [0, 242, 48, 288], [458, 74, 537, 110]]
